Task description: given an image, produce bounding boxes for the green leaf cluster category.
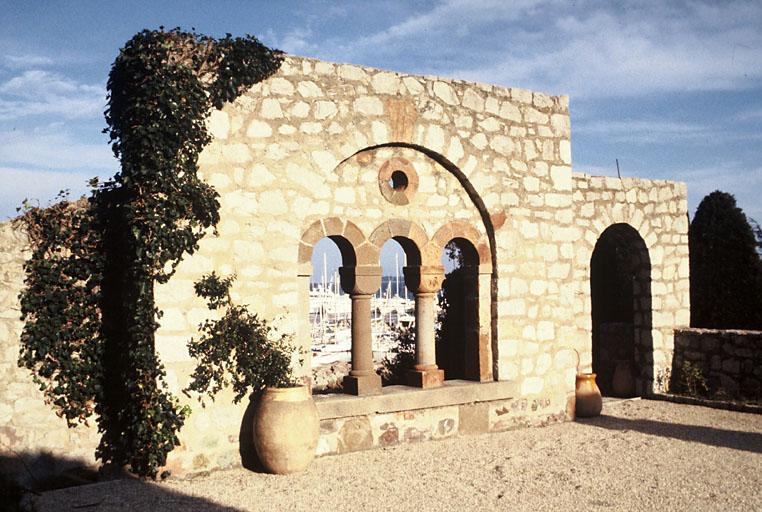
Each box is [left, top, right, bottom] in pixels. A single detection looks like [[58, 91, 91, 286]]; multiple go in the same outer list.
[[17, 28, 283, 478], [185, 273, 295, 405]]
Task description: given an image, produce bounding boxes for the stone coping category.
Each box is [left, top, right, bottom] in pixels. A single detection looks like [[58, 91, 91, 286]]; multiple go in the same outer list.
[[647, 393, 762, 414], [314, 379, 519, 419]]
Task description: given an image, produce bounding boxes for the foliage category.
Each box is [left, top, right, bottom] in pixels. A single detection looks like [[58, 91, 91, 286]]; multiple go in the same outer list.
[[678, 360, 709, 397], [185, 273, 296, 404], [17, 195, 103, 427], [689, 191, 762, 329], [17, 28, 283, 478], [381, 240, 470, 384], [436, 265, 468, 378], [379, 323, 416, 385]]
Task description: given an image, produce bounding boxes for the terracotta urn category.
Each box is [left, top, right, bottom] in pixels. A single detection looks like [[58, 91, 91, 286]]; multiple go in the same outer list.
[[253, 385, 319, 474], [575, 372, 603, 417], [612, 359, 636, 397]]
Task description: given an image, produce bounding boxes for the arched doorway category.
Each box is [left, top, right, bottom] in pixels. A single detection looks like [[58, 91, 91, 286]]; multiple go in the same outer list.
[[437, 238, 479, 380], [590, 223, 652, 396]]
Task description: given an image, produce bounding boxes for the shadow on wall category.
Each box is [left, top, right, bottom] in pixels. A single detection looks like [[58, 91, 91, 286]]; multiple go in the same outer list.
[[669, 330, 762, 401], [239, 396, 268, 472], [576, 414, 762, 454], [0, 451, 245, 511]]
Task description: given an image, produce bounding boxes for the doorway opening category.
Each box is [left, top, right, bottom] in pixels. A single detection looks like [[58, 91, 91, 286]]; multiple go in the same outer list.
[[590, 224, 653, 396]]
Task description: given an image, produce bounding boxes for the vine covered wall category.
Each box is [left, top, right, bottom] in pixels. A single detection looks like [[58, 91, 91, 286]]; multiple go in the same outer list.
[[1, 43, 690, 480]]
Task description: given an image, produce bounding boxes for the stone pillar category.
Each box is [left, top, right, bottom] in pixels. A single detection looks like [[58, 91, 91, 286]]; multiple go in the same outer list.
[[403, 265, 445, 388], [339, 265, 382, 396]]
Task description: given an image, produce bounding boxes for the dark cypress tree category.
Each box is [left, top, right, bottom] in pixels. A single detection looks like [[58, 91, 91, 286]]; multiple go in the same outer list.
[[689, 191, 762, 329]]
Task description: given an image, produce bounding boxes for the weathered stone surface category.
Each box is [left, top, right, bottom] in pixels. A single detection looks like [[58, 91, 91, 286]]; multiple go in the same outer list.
[[673, 329, 762, 399], [0, 54, 691, 480]]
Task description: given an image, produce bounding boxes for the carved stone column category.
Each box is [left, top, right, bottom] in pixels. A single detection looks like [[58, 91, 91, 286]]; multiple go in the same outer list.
[[339, 265, 382, 395], [403, 265, 445, 388]]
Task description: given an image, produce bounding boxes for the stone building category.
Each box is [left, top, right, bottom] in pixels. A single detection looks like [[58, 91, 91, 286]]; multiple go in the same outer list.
[[0, 55, 690, 476]]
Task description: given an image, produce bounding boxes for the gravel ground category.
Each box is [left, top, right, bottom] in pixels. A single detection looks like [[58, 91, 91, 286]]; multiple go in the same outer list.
[[28, 399, 762, 511]]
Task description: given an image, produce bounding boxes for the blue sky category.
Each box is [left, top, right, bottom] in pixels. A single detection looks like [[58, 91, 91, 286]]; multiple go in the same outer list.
[[1, 1, 761, 242]]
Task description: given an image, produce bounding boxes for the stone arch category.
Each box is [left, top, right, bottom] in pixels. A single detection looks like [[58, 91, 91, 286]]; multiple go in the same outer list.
[[296, 217, 366, 383], [431, 221, 490, 266], [432, 222, 493, 382], [298, 217, 365, 267], [368, 219, 426, 267], [589, 223, 653, 396], [347, 142, 499, 379]]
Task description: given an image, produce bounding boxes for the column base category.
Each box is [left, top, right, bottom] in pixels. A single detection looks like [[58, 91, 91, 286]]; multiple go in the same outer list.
[[406, 368, 445, 388], [343, 373, 382, 396]]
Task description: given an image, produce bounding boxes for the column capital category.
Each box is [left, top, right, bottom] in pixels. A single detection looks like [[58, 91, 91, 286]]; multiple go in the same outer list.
[[403, 265, 445, 294], [339, 265, 382, 296]]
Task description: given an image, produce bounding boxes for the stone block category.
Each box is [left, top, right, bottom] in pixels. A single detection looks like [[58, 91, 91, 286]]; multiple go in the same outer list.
[[406, 368, 445, 389], [458, 402, 489, 435], [342, 374, 382, 396], [337, 417, 373, 453]]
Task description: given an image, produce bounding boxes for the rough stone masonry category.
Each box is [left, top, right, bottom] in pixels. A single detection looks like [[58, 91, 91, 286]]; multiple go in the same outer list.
[[0, 55, 690, 477]]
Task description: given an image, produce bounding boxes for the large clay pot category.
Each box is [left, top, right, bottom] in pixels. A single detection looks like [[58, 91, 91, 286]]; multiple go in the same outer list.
[[575, 373, 603, 417], [612, 359, 635, 397], [253, 385, 319, 474]]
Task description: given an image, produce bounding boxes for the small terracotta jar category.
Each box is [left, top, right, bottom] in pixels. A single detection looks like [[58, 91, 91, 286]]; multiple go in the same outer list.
[[575, 372, 603, 417], [612, 359, 635, 397]]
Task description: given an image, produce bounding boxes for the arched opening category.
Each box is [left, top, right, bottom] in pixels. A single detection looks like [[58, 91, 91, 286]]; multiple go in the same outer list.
[[349, 143, 498, 380], [309, 236, 356, 392], [590, 223, 653, 397], [377, 236, 422, 385], [437, 238, 479, 380]]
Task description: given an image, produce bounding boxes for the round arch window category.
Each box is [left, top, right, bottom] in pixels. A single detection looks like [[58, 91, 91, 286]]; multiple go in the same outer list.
[[378, 157, 418, 205]]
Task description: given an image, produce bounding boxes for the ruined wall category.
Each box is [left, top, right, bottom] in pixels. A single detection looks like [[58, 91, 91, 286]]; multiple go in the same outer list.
[[673, 328, 762, 399], [0, 55, 691, 478], [570, 174, 690, 393], [0, 222, 99, 485], [150, 55, 581, 472]]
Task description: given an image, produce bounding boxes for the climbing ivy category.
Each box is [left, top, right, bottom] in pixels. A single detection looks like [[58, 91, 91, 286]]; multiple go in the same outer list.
[[18, 28, 283, 478]]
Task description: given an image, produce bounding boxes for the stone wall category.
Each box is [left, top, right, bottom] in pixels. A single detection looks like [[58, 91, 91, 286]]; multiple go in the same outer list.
[[673, 328, 762, 399], [0, 54, 691, 478], [0, 221, 100, 487], [570, 174, 690, 393]]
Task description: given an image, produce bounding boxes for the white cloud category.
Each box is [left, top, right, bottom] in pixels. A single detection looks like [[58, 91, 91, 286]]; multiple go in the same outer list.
[[0, 127, 117, 171], [290, 0, 762, 97], [454, 1, 762, 96], [276, 27, 315, 55], [575, 119, 712, 144], [2, 54, 54, 68], [0, 167, 103, 221], [0, 69, 105, 120]]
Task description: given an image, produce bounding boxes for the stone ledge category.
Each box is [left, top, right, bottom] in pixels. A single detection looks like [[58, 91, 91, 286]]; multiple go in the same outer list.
[[647, 393, 762, 414], [314, 379, 519, 419]]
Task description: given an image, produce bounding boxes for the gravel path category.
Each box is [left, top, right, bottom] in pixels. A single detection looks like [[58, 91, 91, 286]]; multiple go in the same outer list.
[[29, 399, 762, 511]]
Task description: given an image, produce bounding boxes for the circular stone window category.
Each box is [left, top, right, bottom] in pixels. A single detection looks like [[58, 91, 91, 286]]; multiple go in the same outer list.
[[378, 157, 418, 205]]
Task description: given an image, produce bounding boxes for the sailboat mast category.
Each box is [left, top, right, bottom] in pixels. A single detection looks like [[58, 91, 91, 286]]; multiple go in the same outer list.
[[395, 252, 399, 298]]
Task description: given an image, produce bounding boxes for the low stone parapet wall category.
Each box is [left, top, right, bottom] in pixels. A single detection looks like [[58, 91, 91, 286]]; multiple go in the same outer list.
[[314, 380, 574, 456], [672, 328, 762, 400]]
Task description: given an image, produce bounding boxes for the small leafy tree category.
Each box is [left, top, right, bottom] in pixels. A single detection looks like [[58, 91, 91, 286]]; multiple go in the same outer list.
[[689, 191, 762, 329], [185, 273, 295, 404], [379, 323, 415, 385]]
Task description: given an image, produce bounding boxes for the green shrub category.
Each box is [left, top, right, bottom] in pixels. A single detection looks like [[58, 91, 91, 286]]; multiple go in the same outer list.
[[185, 273, 296, 404]]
